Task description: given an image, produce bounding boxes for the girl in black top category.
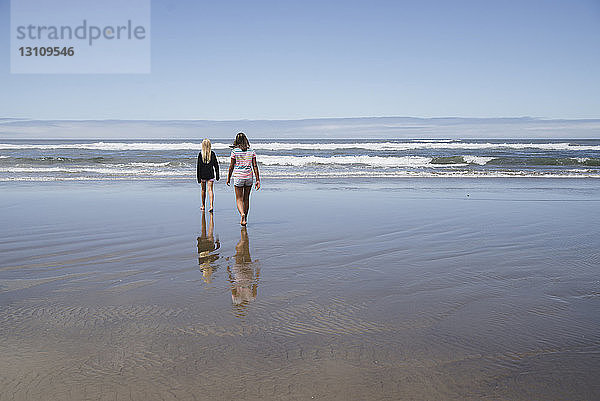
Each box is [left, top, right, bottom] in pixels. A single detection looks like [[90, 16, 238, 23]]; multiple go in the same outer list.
[[197, 138, 220, 212]]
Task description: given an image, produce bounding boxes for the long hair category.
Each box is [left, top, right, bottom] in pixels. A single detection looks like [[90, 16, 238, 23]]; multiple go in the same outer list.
[[201, 138, 212, 163], [232, 132, 250, 151]]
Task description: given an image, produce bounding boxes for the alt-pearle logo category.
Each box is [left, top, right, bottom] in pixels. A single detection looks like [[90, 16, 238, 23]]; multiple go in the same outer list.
[[11, 0, 151, 74]]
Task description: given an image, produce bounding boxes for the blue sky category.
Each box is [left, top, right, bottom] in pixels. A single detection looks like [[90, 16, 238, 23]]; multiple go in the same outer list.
[[1, 0, 599, 120]]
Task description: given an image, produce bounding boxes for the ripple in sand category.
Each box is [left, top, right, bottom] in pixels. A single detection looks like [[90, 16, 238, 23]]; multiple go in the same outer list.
[[0, 273, 90, 293], [103, 279, 158, 294]]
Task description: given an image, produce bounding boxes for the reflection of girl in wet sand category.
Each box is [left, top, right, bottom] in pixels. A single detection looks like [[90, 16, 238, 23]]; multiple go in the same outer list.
[[227, 227, 260, 312], [197, 210, 220, 283]]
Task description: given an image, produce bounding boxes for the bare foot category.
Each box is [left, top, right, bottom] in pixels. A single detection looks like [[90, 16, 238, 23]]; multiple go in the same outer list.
[[201, 206, 205, 210], [240, 214, 247, 226]]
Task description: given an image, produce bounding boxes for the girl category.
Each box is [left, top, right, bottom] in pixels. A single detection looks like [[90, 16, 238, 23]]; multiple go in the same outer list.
[[226, 132, 260, 226], [196, 138, 220, 212]]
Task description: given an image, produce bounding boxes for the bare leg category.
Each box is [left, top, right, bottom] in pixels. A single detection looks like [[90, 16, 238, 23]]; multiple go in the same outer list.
[[242, 185, 252, 222], [207, 180, 214, 212], [200, 181, 206, 210], [235, 186, 246, 225]]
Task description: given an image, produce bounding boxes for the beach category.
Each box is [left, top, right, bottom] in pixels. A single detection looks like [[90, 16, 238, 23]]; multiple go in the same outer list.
[[3, 0, 599, 396], [1, 178, 599, 400]]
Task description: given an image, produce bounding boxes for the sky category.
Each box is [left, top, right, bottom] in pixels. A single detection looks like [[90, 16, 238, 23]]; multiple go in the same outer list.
[[1, 0, 599, 120]]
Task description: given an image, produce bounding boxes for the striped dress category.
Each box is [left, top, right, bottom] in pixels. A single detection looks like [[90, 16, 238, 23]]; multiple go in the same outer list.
[[231, 148, 256, 179]]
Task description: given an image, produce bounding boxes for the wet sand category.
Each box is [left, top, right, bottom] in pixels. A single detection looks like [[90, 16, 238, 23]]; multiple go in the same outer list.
[[1, 179, 599, 400]]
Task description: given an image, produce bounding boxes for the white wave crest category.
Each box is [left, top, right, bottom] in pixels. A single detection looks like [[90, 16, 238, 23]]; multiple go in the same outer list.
[[463, 156, 495, 165], [1, 141, 599, 151], [3, 170, 599, 181], [227, 141, 600, 152], [0, 166, 187, 176], [129, 162, 172, 167], [264, 170, 600, 178], [256, 155, 435, 168], [0, 142, 205, 151]]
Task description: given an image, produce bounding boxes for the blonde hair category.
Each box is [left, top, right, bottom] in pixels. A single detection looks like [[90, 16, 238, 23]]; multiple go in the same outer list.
[[201, 138, 212, 163]]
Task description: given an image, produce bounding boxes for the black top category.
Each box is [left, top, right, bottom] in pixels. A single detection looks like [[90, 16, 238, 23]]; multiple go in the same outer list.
[[197, 151, 220, 182]]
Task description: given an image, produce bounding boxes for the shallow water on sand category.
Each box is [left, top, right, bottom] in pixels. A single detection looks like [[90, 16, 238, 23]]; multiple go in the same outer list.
[[1, 179, 599, 400]]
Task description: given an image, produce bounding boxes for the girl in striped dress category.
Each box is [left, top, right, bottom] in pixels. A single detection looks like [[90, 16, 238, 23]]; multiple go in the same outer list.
[[226, 132, 261, 226]]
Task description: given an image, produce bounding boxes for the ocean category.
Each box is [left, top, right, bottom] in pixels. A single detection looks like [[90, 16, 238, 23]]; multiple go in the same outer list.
[[1, 138, 599, 181]]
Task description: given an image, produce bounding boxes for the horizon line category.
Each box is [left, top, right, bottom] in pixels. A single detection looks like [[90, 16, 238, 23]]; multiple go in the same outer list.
[[2, 116, 600, 123]]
